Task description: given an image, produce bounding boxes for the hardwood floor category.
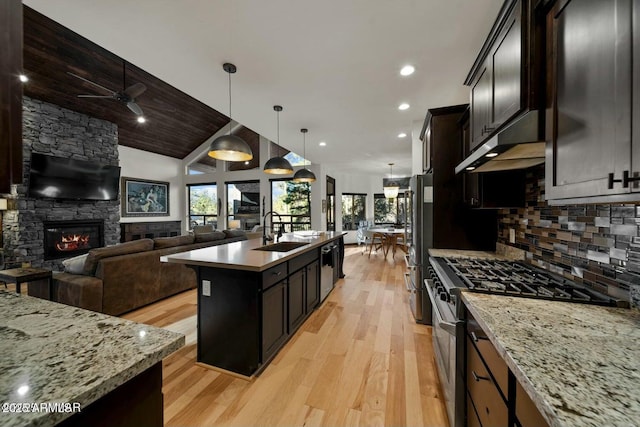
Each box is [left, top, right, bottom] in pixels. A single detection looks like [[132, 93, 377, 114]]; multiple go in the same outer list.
[[123, 245, 449, 427]]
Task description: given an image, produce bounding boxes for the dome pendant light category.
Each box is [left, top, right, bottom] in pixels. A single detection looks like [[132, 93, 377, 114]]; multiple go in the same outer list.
[[383, 163, 400, 198], [264, 105, 294, 174], [208, 63, 253, 162], [293, 128, 316, 183]]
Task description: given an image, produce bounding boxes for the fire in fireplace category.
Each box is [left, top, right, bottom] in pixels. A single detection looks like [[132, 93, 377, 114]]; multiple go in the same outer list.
[[43, 220, 104, 260]]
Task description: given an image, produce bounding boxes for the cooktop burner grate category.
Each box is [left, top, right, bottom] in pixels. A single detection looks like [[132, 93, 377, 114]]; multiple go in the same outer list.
[[440, 257, 621, 306]]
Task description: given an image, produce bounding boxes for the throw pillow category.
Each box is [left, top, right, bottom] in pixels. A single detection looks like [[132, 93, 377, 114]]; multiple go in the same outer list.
[[62, 253, 89, 275]]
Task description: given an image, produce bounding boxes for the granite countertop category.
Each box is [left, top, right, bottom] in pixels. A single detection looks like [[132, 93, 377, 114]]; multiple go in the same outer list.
[[0, 291, 184, 427], [163, 231, 346, 271], [462, 292, 640, 427]]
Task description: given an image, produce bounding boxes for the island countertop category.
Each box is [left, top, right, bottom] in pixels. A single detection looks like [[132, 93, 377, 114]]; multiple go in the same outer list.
[[462, 292, 640, 427], [162, 231, 346, 272], [0, 291, 184, 427]]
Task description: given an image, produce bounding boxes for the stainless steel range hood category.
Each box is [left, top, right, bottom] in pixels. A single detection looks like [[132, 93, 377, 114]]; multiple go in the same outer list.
[[455, 110, 545, 174]]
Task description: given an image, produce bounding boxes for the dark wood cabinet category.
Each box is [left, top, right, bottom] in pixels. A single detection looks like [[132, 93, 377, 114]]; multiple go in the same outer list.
[[465, 308, 549, 427], [262, 280, 288, 363], [305, 261, 320, 312], [287, 269, 306, 333], [466, 0, 538, 153], [545, 0, 635, 202]]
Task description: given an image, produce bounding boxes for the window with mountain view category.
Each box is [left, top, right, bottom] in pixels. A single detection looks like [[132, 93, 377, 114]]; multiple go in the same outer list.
[[271, 179, 311, 232], [188, 184, 217, 229]]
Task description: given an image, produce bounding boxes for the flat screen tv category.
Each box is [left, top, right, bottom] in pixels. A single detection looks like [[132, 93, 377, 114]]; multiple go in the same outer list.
[[28, 153, 121, 201]]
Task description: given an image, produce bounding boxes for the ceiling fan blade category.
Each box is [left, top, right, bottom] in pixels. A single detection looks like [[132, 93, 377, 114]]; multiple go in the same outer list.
[[77, 95, 114, 98], [127, 101, 144, 116], [124, 82, 146, 99], [67, 71, 116, 95]]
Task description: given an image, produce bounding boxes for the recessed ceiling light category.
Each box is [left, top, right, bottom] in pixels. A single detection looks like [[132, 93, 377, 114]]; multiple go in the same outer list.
[[19, 74, 28, 83], [398, 103, 410, 111], [466, 166, 476, 171], [319, 141, 327, 147], [398, 133, 407, 138], [485, 152, 499, 158], [137, 116, 146, 123], [400, 65, 415, 76]]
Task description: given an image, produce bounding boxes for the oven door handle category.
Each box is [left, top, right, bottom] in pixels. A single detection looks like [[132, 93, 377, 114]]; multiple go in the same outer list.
[[426, 283, 458, 336], [404, 272, 412, 291], [404, 255, 415, 269]]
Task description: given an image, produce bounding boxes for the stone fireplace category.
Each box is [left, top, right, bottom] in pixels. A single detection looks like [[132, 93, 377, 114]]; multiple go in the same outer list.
[[43, 220, 104, 260], [1, 97, 121, 271]]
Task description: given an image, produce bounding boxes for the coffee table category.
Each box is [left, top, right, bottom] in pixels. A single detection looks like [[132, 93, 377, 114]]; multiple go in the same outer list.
[[0, 267, 54, 300]]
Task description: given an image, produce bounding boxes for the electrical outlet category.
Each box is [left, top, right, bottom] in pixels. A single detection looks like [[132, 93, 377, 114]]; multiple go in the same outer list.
[[202, 280, 211, 297], [630, 284, 640, 310], [509, 228, 516, 244]]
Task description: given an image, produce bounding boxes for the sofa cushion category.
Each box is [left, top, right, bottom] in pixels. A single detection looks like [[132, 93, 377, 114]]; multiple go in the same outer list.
[[194, 230, 226, 243], [62, 253, 89, 275], [192, 224, 214, 235], [82, 238, 154, 276], [154, 235, 194, 249], [223, 229, 247, 238]]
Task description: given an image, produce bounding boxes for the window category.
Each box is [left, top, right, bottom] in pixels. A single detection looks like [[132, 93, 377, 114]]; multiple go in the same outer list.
[[341, 193, 366, 230], [374, 193, 408, 225], [188, 184, 217, 229], [271, 179, 311, 232], [226, 180, 260, 231]]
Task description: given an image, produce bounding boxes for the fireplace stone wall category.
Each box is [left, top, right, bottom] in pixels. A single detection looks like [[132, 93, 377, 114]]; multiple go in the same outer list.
[[2, 97, 120, 271]]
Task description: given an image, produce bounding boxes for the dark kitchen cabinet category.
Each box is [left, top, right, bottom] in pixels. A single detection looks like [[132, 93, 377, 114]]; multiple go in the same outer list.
[[287, 269, 306, 333], [465, 308, 549, 427], [305, 261, 320, 312], [262, 280, 288, 363], [545, 0, 636, 202], [466, 0, 539, 153]]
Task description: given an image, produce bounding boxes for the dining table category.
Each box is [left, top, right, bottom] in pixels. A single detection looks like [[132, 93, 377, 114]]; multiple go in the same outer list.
[[368, 227, 407, 258]]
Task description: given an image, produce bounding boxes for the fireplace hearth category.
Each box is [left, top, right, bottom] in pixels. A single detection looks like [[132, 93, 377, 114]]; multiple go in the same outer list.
[[43, 220, 104, 260]]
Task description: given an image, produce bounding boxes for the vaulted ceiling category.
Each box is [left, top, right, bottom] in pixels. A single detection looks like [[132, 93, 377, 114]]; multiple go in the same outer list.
[[23, 0, 504, 177]]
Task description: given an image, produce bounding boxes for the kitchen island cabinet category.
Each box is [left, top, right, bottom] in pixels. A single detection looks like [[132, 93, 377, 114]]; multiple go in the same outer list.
[[462, 292, 640, 427], [163, 232, 345, 377], [545, 0, 639, 203], [0, 291, 184, 427]]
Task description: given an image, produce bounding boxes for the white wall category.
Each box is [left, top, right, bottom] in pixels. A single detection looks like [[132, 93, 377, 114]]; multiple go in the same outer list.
[[118, 146, 184, 224]]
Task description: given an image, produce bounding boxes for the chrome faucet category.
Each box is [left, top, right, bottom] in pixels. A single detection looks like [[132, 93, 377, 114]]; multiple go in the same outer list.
[[262, 211, 283, 245]]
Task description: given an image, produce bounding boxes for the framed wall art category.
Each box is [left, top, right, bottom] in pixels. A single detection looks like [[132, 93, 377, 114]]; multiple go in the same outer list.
[[121, 177, 170, 217]]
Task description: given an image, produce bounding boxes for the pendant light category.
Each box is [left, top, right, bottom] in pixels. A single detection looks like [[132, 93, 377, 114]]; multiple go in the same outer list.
[[293, 128, 316, 183], [208, 63, 253, 161], [383, 163, 399, 198], [264, 105, 294, 174]]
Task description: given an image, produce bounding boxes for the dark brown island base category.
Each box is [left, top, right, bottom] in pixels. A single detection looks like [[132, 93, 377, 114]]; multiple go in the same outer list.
[[162, 232, 345, 377]]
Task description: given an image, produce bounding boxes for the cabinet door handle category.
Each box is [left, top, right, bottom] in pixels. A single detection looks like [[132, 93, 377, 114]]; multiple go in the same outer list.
[[623, 170, 640, 188], [272, 271, 283, 276], [471, 331, 488, 342], [472, 371, 490, 382], [608, 173, 623, 189]]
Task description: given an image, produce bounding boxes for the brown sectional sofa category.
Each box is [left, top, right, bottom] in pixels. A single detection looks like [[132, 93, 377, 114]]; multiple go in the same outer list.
[[49, 229, 247, 316]]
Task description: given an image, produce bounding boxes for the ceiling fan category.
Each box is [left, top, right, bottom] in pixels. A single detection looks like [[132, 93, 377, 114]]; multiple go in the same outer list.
[[67, 61, 146, 117]]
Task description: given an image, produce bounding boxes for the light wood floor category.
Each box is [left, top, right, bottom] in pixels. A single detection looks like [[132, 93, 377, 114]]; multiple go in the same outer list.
[[123, 245, 449, 427]]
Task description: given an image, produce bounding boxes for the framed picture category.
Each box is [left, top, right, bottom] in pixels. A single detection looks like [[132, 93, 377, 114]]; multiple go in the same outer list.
[[121, 177, 170, 217]]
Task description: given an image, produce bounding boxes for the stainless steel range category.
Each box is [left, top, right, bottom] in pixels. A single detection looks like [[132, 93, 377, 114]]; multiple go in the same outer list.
[[426, 256, 625, 427]]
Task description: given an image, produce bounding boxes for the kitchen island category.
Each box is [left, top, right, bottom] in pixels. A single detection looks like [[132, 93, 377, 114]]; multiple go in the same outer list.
[[162, 232, 345, 377], [0, 291, 184, 427], [462, 292, 640, 427]]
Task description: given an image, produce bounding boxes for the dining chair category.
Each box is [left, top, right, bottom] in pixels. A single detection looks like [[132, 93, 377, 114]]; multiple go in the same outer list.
[[368, 232, 388, 258]]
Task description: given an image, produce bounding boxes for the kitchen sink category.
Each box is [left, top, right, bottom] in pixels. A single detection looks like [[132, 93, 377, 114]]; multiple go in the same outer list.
[[253, 241, 309, 252]]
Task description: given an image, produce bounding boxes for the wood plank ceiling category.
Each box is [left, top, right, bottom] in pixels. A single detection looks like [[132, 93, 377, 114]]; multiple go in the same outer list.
[[22, 5, 260, 165]]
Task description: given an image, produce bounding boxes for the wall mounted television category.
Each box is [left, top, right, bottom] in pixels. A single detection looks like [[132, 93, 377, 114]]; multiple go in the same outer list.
[[28, 153, 121, 201]]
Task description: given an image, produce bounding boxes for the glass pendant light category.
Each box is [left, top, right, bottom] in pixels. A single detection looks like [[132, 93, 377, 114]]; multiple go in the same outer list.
[[383, 163, 399, 198], [264, 105, 294, 174], [293, 128, 316, 183], [208, 63, 253, 161]]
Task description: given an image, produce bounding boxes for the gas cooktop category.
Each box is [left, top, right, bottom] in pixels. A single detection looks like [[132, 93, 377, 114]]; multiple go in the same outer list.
[[436, 257, 626, 307]]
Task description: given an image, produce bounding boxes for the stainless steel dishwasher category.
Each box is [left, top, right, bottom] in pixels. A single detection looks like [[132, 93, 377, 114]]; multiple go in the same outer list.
[[320, 242, 336, 301]]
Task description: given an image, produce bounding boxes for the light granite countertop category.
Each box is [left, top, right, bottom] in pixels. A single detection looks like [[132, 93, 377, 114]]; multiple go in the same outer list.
[[462, 292, 640, 427], [163, 231, 346, 271], [0, 291, 184, 427]]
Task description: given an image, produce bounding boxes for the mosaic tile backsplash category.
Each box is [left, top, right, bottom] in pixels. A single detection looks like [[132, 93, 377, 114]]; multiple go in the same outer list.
[[497, 166, 640, 302]]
